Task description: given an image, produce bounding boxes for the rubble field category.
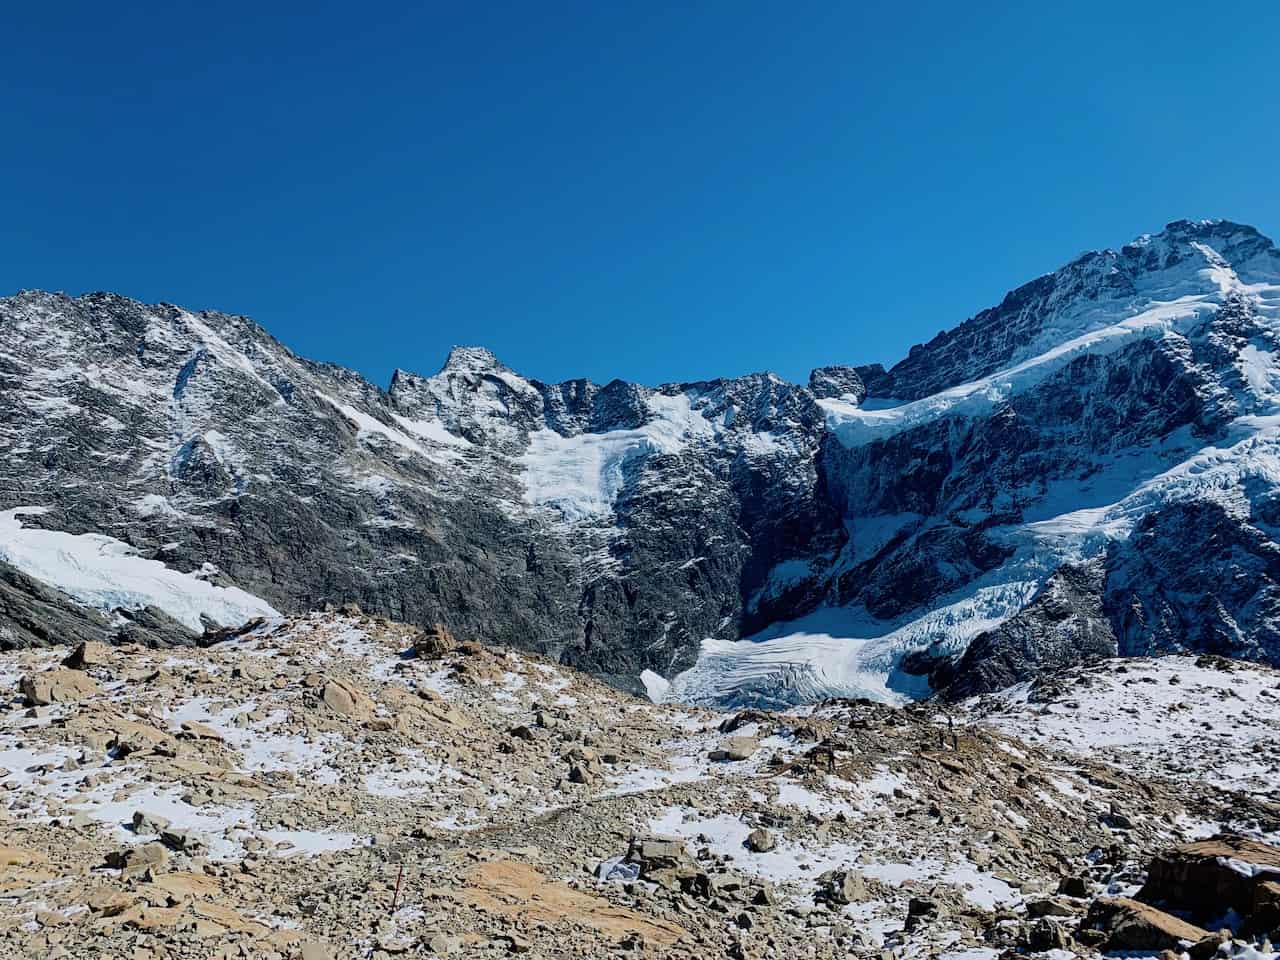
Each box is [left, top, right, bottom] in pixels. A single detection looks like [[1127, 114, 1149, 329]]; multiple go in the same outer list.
[[4, 611, 1280, 959]]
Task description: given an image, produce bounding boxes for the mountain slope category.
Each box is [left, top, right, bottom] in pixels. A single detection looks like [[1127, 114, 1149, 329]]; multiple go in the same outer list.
[[3, 219, 1280, 705]]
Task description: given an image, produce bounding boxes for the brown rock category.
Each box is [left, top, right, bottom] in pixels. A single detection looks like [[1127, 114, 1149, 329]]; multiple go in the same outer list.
[[131, 810, 171, 836], [105, 842, 170, 872], [1085, 897, 1209, 951], [152, 871, 221, 899], [1251, 879, 1280, 932], [63, 640, 111, 670], [322, 678, 375, 717], [709, 736, 758, 762], [179, 720, 223, 742], [1139, 835, 1280, 928], [745, 828, 775, 853], [107, 717, 177, 756], [20, 668, 100, 705], [232, 658, 273, 681], [413, 624, 457, 659], [816, 869, 868, 905], [0, 844, 48, 866]]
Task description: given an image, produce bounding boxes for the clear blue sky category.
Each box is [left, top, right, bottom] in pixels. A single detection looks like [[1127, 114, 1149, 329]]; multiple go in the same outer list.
[[4, 2, 1278, 388]]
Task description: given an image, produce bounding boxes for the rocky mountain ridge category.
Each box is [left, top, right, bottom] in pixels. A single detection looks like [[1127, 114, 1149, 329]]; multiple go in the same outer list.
[[3, 218, 1280, 706]]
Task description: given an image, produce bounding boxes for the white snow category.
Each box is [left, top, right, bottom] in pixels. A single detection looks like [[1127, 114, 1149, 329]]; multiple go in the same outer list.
[[518, 391, 716, 521], [0, 507, 277, 631], [640, 669, 670, 703], [389, 413, 472, 448], [669, 578, 1034, 707], [823, 294, 1222, 449], [320, 396, 448, 462], [973, 656, 1280, 795]]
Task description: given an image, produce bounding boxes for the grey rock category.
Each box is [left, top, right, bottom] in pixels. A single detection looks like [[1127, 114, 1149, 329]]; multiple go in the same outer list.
[[744, 829, 775, 853]]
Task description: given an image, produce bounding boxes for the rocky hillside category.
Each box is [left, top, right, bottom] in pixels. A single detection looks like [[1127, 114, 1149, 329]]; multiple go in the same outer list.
[[5, 610, 1280, 958], [2, 218, 1280, 705]]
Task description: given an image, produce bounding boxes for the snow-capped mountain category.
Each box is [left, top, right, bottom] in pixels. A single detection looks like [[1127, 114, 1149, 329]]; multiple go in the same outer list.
[[3, 219, 1279, 706]]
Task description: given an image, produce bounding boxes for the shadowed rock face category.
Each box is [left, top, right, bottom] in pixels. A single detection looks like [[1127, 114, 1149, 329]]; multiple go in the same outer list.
[[932, 561, 1117, 700], [1106, 498, 1280, 660], [4, 219, 1280, 702]]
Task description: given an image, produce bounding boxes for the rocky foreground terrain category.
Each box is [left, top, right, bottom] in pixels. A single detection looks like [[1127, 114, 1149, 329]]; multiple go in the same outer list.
[[5, 610, 1280, 959]]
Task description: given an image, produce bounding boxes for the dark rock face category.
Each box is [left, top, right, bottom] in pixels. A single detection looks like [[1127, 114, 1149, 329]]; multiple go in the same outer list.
[[808, 366, 866, 403], [1106, 499, 1280, 660], [0, 562, 117, 651], [4, 219, 1280, 703], [873, 220, 1279, 402], [934, 562, 1116, 700], [0, 292, 845, 693]]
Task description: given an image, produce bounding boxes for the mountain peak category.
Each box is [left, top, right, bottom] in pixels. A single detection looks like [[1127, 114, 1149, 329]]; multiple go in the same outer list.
[[441, 345, 508, 376]]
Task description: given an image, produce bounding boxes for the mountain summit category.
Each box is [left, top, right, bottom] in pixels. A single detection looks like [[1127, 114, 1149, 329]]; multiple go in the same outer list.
[[2, 220, 1279, 706]]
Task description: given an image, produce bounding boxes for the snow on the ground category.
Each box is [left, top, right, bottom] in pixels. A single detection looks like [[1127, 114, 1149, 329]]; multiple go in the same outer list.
[[971, 656, 1280, 795], [822, 293, 1220, 448], [646, 805, 1018, 911], [164, 697, 342, 777], [319, 395, 465, 465], [0, 507, 277, 631]]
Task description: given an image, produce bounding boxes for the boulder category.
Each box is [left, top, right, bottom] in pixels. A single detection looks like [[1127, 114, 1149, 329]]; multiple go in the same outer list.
[[1251, 879, 1280, 932], [815, 869, 868, 905], [413, 624, 457, 659], [106, 842, 170, 872], [709, 736, 758, 762], [1084, 897, 1209, 951], [904, 896, 939, 931], [322, 678, 375, 718], [131, 810, 171, 836], [160, 827, 205, 854], [232, 658, 273, 681], [1138, 835, 1280, 929], [20, 668, 100, 705], [627, 835, 697, 890], [62, 640, 111, 669], [1026, 917, 1072, 951], [745, 828, 775, 853], [1027, 896, 1079, 918], [111, 718, 177, 756], [179, 719, 223, 742]]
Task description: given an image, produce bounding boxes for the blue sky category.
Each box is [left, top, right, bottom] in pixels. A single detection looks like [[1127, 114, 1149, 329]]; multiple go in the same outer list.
[[4, 2, 1279, 388]]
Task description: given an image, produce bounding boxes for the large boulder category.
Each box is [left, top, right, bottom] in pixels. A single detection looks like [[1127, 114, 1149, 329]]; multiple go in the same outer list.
[[1084, 897, 1209, 952], [20, 668, 100, 705], [321, 678, 376, 718], [62, 640, 112, 670], [626, 835, 700, 891], [815, 869, 868, 906], [1138, 835, 1280, 930], [412, 624, 457, 660], [709, 736, 758, 762]]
